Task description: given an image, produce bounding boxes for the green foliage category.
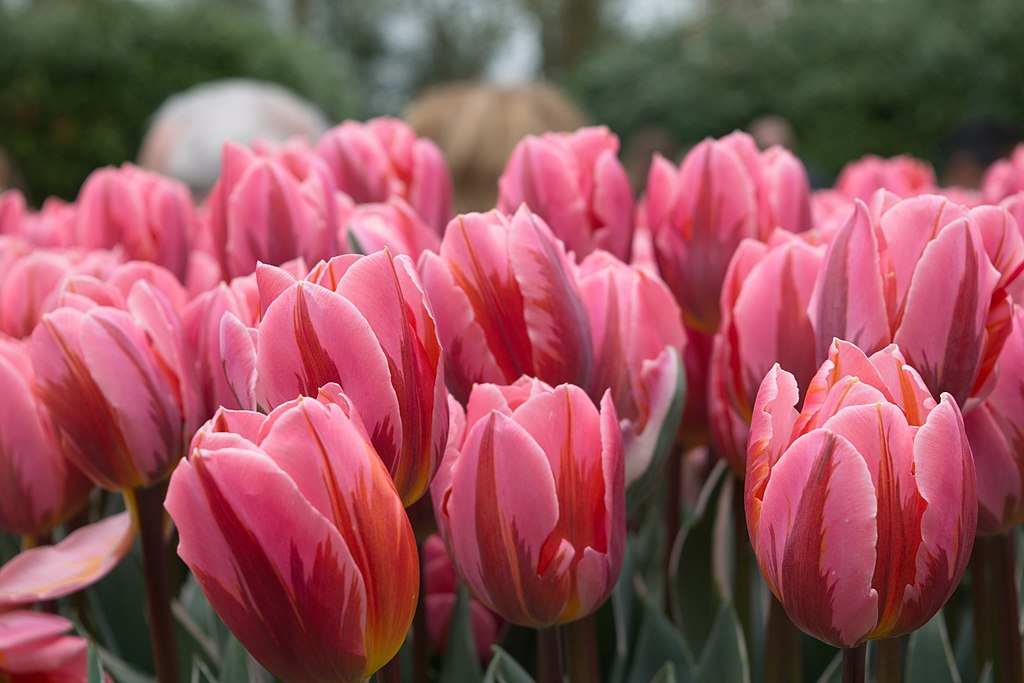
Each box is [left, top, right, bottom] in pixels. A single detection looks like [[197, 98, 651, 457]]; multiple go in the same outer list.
[[0, 0, 362, 203], [570, 0, 1024, 178]]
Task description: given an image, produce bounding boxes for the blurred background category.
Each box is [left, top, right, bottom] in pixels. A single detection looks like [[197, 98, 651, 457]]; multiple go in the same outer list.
[[2, 0, 1023, 204]]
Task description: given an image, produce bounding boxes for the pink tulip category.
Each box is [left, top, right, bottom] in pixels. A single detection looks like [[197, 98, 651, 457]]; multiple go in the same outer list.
[[746, 340, 976, 648], [835, 154, 937, 201], [423, 533, 502, 662], [254, 249, 447, 506], [575, 250, 687, 494], [983, 144, 1024, 203], [432, 378, 624, 627], [497, 126, 634, 262], [316, 117, 453, 234], [0, 339, 90, 536], [710, 231, 825, 474], [29, 280, 201, 490], [340, 196, 441, 260], [419, 208, 593, 403], [166, 396, 419, 683], [74, 164, 195, 280], [811, 195, 1022, 407], [202, 141, 338, 278], [964, 305, 1024, 534], [0, 611, 90, 682], [643, 131, 811, 333], [0, 190, 24, 236]]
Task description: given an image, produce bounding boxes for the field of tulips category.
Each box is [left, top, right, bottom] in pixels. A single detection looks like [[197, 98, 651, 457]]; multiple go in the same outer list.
[[2, 117, 1024, 683]]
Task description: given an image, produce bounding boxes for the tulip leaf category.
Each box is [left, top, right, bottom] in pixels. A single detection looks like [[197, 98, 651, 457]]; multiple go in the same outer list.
[[220, 631, 275, 683], [649, 661, 678, 683], [0, 531, 18, 564], [440, 584, 483, 683], [92, 643, 155, 683], [813, 652, 842, 683], [691, 603, 750, 683], [669, 460, 729, 655], [626, 594, 694, 683], [88, 641, 105, 683], [482, 646, 536, 683], [905, 611, 963, 683], [346, 229, 366, 255]]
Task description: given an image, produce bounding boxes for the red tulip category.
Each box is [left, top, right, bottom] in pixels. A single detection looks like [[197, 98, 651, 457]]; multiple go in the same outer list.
[[498, 126, 634, 262], [419, 207, 593, 403], [746, 340, 976, 647], [166, 395, 418, 683], [432, 378, 624, 627]]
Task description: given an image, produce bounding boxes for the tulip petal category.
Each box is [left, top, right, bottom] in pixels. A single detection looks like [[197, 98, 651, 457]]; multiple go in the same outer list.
[[0, 512, 135, 607]]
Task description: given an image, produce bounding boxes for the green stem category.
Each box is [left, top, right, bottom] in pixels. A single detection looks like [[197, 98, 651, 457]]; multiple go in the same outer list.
[[732, 475, 751, 640], [876, 637, 901, 683], [537, 626, 563, 683], [663, 446, 682, 614], [973, 537, 994, 676], [376, 655, 401, 683], [995, 533, 1023, 683], [842, 643, 866, 683], [765, 594, 801, 683], [127, 483, 179, 683], [563, 616, 599, 682]]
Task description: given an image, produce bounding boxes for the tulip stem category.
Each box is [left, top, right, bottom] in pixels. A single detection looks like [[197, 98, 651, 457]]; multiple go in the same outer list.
[[995, 533, 1024, 683], [564, 616, 599, 682], [842, 643, 866, 683], [412, 539, 428, 683], [126, 483, 179, 683], [972, 537, 994, 676], [731, 475, 752, 639], [875, 637, 901, 683], [663, 446, 682, 614], [765, 594, 801, 683], [537, 626, 563, 683]]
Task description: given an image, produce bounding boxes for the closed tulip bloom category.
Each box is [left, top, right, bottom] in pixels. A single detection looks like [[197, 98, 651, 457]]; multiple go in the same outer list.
[[255, 249, 447, 506], [835, 154, 938, 201], [497, 126, 634, 262], [964, 305, 1024, 533], [812, 195, 1022, 408], [74, 164, 195, 280], [0, 610, 92, 682], [575, 250, 687, 494], [316, 117, 453, 234], [746, 340, 976, 648], [420, 207, 593, 403], [983, 144, 1024, 203], [340, 196, 441, 260], [166, 396, 418, 683], [432, 378, 624, 627], [203, 142, 338, 279], [710, 231, 825, 474], [29, 280, 201, 490], [0, 339, 90, 536]]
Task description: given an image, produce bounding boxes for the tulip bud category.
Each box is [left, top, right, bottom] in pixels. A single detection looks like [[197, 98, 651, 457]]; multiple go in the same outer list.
[[432, 378, 624, 627], [0, 610, 91, 681], [166, 397, 419, 683], [746, 340, 976, 647], [835, 154, 937, 201]]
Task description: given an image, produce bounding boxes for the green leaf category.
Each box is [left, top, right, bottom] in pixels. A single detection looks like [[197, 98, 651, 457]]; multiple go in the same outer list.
[[814, 652, 842, 683], [905, 611, 963, 683], [88, 641, 105, 683], [691, 604, 750, 683], [669, 460, 729, 655], [95, 645, 155, 683], [649, 661, 678, 683], [482, 646, 536, 683], [626, 594, 694, 683], [440, 584, 483, 683], [219, 631, 274, 683]]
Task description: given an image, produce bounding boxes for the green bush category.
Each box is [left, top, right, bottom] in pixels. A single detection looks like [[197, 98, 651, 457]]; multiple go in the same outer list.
[[0, 0, 363, 203], [570, 0, 1024, 180]]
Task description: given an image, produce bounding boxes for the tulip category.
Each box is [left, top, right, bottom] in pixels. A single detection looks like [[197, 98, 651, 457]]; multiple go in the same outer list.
[[254, 249, 447, 506], [835, 154, 937, 201], [202, 141, 338, 279], [0, 610, 91, 681], [964, 305, 1024, 534], [432, 378, 624, 627], [575, 250, 686, 496], [811, 195, 1022, 408], [0, 338, 90, 536], [340, 195, 441, 260], [497, 126, 634, 262], [746, 340, 976, 648], [316, 117, 453, 234], [74, 164, 195, 280], [423, 533, 502, 661], [166, 395, 419, 683], [29, 279, 201, 491], [983, 143, 1024, 203], [709, 231, 825, 475], [419, 208, 593, 403], [0, 189, 24, 237]]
